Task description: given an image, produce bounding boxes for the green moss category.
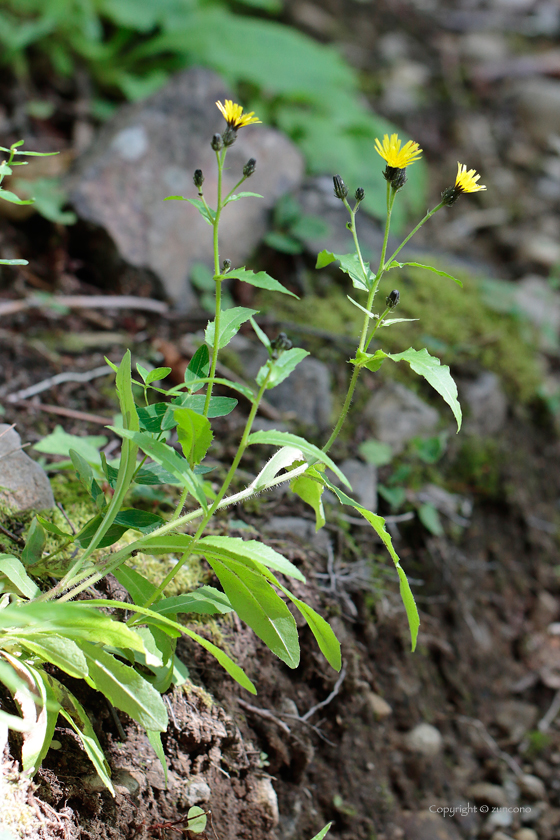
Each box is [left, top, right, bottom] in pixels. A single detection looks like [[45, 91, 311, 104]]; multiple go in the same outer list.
[[450, 436, 502, 498]]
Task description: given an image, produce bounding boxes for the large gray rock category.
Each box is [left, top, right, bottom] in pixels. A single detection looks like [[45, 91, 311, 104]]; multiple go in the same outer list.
[[364, 381, 440, 453], [0, 424, 54, 511], [69, 68, 304, 308], [513, 275, 560, 352], [515, 78, 560, 145]]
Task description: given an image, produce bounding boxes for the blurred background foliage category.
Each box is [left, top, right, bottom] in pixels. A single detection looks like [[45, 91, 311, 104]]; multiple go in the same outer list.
[[0, 0, 427, 227]]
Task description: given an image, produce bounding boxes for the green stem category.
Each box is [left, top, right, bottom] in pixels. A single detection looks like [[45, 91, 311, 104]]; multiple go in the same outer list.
[[203, 148, 227, 418], [383, 200, 445, 269], [171, 485, 190, 521], [364, 306, 391, 352], [139, 370, 272, 610]]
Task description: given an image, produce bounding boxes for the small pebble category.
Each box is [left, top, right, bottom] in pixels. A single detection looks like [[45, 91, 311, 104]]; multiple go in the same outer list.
[[519, 774, 547, 801], [367, 691, 393, 720], [513, 829, 539, 840], [404, 723, 443, 757]]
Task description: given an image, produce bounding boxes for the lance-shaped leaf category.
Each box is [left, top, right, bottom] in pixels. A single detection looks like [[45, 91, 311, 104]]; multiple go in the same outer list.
[[164, 195, 216, 226], [386, 260, 463, 287], [316, 250, 374, 291], [198, 535, 305, 582], [386, 347, 461, 431], [0, 554, 40, 598], [205, 306, 258, 350], [291, 464, 326, 531], [256, 348, 309, 389], [247, 430, 351, 488], [226, 268, 297, 297]]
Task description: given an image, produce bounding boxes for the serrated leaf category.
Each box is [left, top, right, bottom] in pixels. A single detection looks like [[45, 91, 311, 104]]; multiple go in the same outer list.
[[247, 430, 351, 488], [386, 260, 463, 287], [250, 316, 271, 349], [79, 644, 168, 731], [226, 268, 297, 297], [256, 348, 310, 389], [205, 307, 258, 350], [386, 347, 462, 431], [134, 462, 181, 486], [0, 554, 40, 598]]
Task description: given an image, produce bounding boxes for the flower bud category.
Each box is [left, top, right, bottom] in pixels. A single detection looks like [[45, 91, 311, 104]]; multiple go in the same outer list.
[[270, 332, 293, 359], [386, 289, 400, 308], [333, 175, 348, 201], [211, 133, 223, 151], [441, 185, 460, 206], [193, 169, 204, 189], [383, 166, 407, 191], [222, 259, 231, 272], [355, 187, 365, 202], [222, 125, 238, 147], [243, 158, 257, 178]]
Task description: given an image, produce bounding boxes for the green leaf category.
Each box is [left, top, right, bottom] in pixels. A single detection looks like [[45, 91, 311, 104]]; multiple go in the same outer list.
[[204, 553, 300, 667], [19, 635, 88, 680], [134, 462, 181, 486], [75, 515, 127, 549], [0, 188, 34, 205], [184, 344, 210, 392], [198, 536, 305, 582], [147, 729, 168, 786], [136, 362, 150, 382], [153, 587, 233, 616], [70, 449, 105, 509], [224, 191, 263, 203], [387, 260, 463, 287], [21, 518, 46, 566], [175, 394, 237, 418], [226, 268, 297, 298], [113, 565, 159, 605], [315, 250, 373, 292], [174, 408, 213, 467], [264, 231, 302, 254], [320, 479, 419, 651], [36, 516, 72, 537], [79, 644, 168, 732], [164, 196, 216, 226], [250, 316, 271, 349], [385, 347, 462, 431], [291, 466, 326, 531], [257, 348, 310, 389], [109, 428, 206, 509], [33, 426, 107, 463], [43, 673, 114, 795], [418, 503, 444, 536], [358, 439, 393, 467], [309, 823, 333, 840], [146, 367, 172, 384], [205, 307, 258, 350], [113, 509, 165, 534], [247, 430, 351, 488], [186, 806, 207, 834], [275, 583, 341, 671], [377, 484, 406, 510], [0, 554, 40, 598], [82, 599, 256, 695], [353, 349, 387, 373], [14, 661, 56, 776], [0, 258, 28, 265], [137, 403, 173, 434]]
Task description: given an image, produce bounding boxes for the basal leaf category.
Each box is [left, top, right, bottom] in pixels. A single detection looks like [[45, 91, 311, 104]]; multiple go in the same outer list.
[[0, 554, 40, 598]]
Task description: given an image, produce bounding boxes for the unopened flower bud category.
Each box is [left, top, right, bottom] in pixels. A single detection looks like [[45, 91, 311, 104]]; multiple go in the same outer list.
[[193, 169, 204, 189], [222, 259, 231, 272], [441, 185, 460, 206], [386, 289, 400, 308], [383, 166, 407, 191], [211, 133, 223, 151], [243, 158, 257, 178], [222, 125, 238, 147], [270, 332, 293, 359], [355, 187, 365, 202], [333, 175, 348, 201]]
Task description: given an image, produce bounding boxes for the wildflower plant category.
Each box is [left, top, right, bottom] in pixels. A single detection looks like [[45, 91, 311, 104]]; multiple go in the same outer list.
[[0, 112, 485, 794]]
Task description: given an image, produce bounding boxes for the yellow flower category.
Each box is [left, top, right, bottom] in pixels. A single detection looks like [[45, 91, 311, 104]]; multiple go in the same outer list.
[[454, 162, 486, 193], [374, 133, 423, 169], [216, 100, 261, 129]]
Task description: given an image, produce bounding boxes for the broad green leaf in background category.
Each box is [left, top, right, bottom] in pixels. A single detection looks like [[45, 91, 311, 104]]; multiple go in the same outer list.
[[21, 518, 46, 566], [256, 348, 310, 389], [205, 307, 257, 350], [418, 502, 444, 536], [226, 268, 297, 297], [358, 439, 393, 467], [33, 425, 107, 464], [186, 806, 207, 834]]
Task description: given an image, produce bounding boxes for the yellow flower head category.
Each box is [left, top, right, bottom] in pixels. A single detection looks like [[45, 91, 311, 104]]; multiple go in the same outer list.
[[454, 162, 486, 194], [374, 133, 423, 169], [216, 100, 261, 130]]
